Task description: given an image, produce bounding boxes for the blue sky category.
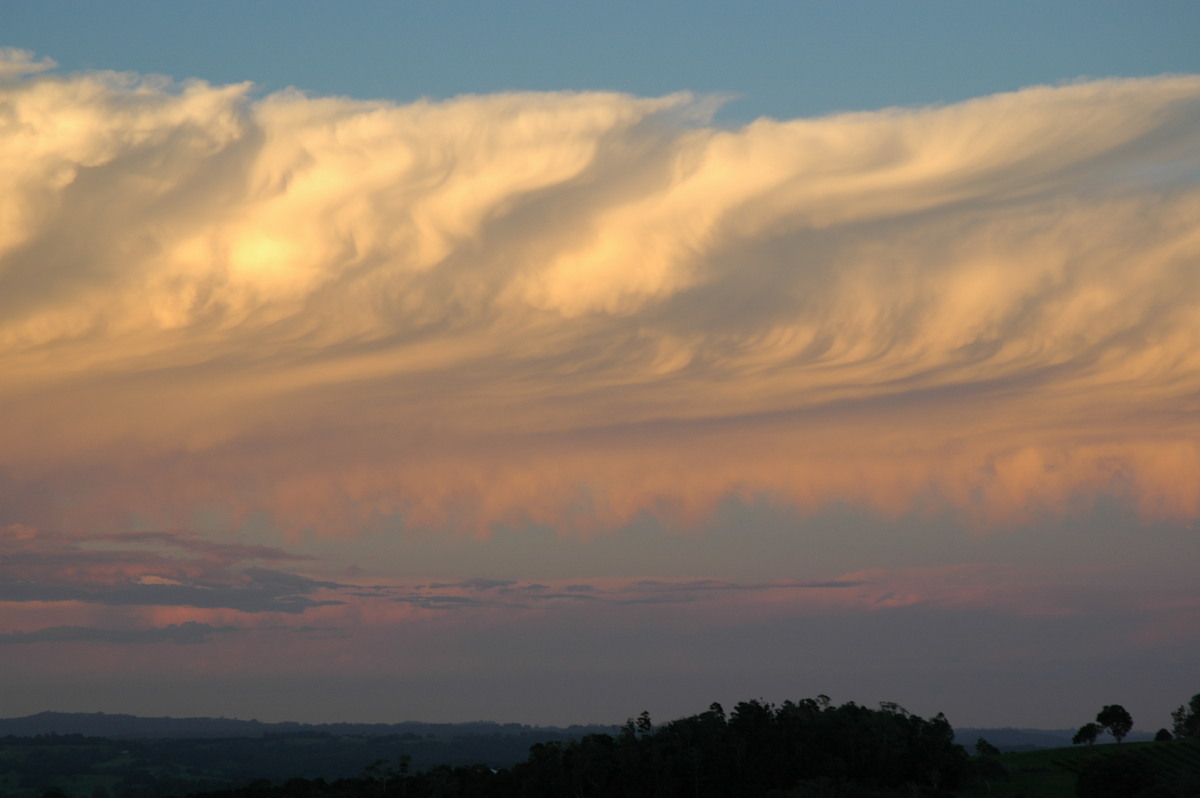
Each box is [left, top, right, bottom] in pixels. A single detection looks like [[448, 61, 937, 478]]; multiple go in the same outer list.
[[7, 1, 1200, 120], [1, 2, 1199, 730]]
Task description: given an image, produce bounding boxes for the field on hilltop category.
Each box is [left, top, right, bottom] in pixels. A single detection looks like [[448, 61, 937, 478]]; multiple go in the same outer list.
[[961, 738, 1200, 798]]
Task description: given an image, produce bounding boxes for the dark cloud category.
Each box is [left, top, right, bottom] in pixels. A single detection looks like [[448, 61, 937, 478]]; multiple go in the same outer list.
[[0, 527, 344, 613], [370, 577, 865, 611], [616, 595, 698, 606], [427, 578, 519, 591], [0, 576, 342, 613], [617, 579, 865, 596], [392, 594, 521, 610], [94, 531, 313, 563]]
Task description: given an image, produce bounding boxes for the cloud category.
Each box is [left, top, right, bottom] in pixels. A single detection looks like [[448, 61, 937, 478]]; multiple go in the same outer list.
[[0, 524, 342, 613], [427, 578, 520, 591], [0, 48, 55, 81], [362, 575, 867, 611], [0, 621, 237, 645], [93, 531, 312, 563], [2, 54, 1199, 536]]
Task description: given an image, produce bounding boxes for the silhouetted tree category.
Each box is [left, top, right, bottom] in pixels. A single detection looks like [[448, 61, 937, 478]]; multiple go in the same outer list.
[[1096, 705, 1133, 744], [174, 696, 973, 798], [1153, 728, 1173, 742], [971, 754, 1008, 794], [1170, 693, 1200, 740], [975, 737, 1001, 757], [1073, 723, 1101, 746]]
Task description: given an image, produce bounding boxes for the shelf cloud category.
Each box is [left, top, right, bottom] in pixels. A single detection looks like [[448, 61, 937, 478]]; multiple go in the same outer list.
[[3, 50, 1199, 538]]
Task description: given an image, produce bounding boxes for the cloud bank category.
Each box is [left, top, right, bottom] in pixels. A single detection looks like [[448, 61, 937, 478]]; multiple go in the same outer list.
[[3, 50, 1200, 536], [0, 621, 237, 645], [0, 523, 338, 612]]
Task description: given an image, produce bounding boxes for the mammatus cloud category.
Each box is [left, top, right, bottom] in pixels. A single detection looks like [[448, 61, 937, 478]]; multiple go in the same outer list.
[[2, 50, 1200, 536]]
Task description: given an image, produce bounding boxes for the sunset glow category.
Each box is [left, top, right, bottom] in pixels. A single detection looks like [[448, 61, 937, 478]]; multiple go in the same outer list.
[[2, 3, 1199, 730]]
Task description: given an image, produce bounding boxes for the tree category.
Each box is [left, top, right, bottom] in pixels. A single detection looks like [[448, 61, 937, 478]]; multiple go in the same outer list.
[[1171, 693, 1200, 739], [971, 754, 1008, 793], [1073, 722, 1101, 746], [1096, 705, 1133, 743], [1154, 728, 1173, 742], [975, 737, 1001, 757]]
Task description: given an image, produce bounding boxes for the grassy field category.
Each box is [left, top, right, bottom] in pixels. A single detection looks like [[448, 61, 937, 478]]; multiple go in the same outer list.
[[0, 730, 573, 797], [2, 732, 1197, 797], [960, 737, 1200, 797]]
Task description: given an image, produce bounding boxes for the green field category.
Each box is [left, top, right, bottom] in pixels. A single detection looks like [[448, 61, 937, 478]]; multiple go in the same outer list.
[[0, 732, 548, 798], [960, 738, 1200, 797], [2, 732, 1197, 797]]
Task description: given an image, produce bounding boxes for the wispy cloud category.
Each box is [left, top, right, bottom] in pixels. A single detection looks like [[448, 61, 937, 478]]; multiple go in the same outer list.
[[0, 621, 237, 645], [363, 575, 867, 611], [0, 524, 341, 613], [94, 531, 311, 563], [1, 53, 1198, 538], [0, 47, 55, 80]]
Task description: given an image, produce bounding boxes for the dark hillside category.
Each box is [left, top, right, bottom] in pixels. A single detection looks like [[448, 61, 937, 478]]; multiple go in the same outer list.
[[185, 697, 972, 798], [0, 729, 604, 798], [960, 737, 1200, 797], [5, 709, 1195, 797]]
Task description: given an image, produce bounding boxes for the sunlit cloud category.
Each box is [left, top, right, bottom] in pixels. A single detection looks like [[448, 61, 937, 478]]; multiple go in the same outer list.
[[0, 48, 55, 80], [2, 51, 1199, 540]]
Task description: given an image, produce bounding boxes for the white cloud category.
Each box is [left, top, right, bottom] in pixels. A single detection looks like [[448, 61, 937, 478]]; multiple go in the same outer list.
[[0, 48, 56, 81], [2, 63, 1199, 534]]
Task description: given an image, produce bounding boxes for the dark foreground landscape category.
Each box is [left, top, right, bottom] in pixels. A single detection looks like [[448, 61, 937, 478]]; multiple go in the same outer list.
[[3, 695, 1198, 798]]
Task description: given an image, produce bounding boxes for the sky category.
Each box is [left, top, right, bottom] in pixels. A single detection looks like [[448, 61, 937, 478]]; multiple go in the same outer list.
[[1, 2, 1199, 732]]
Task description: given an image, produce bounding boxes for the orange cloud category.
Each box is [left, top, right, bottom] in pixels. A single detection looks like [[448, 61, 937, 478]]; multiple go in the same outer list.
[[2, 54, 1199, 537]]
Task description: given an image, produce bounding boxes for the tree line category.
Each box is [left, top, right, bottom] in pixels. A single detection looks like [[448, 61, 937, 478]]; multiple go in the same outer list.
[[29, 691, 1200, 798], [1072, 693, 1200, 746], [183, 697, 971, 798]]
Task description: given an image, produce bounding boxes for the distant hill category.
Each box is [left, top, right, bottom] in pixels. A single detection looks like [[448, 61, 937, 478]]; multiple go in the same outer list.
[[3, 707, 1188, 798], [955, 726, 1154, 751], [0, 710, 616, 740], [954, 726, 1074, 750], [0, 712, 625, 796], [4, 711, 1154, 750], [0, 700, 984, 797]]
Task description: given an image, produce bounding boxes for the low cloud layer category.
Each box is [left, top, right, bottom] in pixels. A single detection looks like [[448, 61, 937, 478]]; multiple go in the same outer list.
[[3, 50, 1199, 537], [0, 621, 237, 645], [0, 523, 339, 613]]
